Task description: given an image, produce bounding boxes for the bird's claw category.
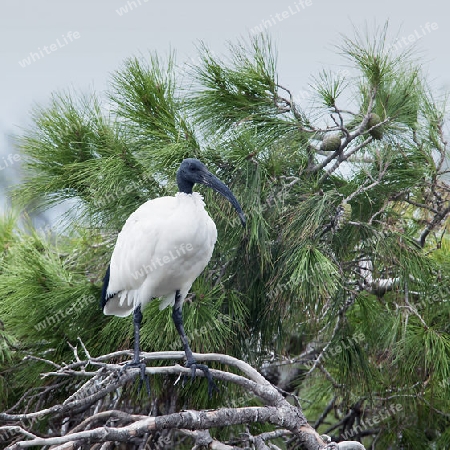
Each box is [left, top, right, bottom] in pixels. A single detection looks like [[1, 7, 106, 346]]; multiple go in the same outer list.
[[123, 360, 151, 395], [185, 359, 219, 398]]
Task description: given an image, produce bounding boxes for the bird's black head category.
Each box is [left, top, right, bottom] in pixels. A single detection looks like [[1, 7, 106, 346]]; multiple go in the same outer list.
[[177, 158, 246, 227]]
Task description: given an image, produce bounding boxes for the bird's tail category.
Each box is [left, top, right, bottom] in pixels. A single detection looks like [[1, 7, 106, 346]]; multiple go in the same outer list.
[[100, 265, 134, 317], [103, 293, 135, 317], [100, 265, 112, 310]]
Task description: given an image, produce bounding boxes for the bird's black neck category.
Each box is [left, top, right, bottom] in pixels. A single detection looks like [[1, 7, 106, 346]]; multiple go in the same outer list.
[[176, 175, 194, 194]]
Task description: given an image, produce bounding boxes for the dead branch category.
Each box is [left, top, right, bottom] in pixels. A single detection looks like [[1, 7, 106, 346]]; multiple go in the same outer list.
[[0, 349, 367, 450]]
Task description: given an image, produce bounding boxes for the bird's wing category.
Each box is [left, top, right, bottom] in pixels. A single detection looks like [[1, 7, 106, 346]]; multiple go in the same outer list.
[[107, 196, 177, 295]]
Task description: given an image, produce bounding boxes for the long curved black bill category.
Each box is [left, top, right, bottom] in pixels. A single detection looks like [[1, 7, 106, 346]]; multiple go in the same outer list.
[[201, 172, 246, 227]]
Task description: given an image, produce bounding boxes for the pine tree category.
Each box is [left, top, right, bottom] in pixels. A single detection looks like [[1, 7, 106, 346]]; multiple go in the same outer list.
[[0, 23, 449, 449]]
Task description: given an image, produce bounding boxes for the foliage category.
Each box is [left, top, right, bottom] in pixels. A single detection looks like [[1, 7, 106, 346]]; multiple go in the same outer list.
[[1, 24, 449, 449]]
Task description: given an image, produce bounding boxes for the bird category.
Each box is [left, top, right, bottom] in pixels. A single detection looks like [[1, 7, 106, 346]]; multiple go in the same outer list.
[[100, 158, 246, 394]]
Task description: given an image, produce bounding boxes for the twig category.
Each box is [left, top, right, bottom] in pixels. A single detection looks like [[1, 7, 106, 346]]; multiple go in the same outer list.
[[22, 355, 61, 369], [418, 205, 450, 248], [305, 317, 342, 379], [276, 84, 304, 123], [70, 410, 147, 435], [0, 426, 37, 440], [314, 396, 336, 430], [317, 135, 373, 186]]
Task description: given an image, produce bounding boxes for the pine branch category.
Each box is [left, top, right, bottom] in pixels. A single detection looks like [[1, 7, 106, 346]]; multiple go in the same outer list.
[[308, 87, 377, 176], [418, 204, 450, 248], [0, 349, 366, 450]]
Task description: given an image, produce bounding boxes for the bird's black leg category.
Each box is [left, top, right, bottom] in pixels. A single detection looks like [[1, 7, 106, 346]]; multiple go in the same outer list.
[[124, 305, 150, 394], [172, 290, 218, 397], [132, 305, 143, 365]]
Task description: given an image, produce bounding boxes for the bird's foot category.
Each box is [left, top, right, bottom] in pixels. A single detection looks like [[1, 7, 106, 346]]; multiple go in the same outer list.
[[123, 359, 150, 395], [185, 359, 219, 398]]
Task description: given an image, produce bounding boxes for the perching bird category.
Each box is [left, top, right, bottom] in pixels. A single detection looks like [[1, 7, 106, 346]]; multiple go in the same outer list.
[[101, 158, 245, 394]]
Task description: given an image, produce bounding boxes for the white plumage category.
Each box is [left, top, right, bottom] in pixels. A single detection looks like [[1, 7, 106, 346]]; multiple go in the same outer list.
[[100, 158, 245, 393], [104, 192, 217, 316]]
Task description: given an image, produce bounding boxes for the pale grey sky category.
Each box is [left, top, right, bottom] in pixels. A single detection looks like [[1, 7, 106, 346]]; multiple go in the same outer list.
[[0, 0, 448, 195]]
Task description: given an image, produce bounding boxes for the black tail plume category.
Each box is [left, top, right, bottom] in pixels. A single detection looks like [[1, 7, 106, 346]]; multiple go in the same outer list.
[[100, 265, 111, 310]]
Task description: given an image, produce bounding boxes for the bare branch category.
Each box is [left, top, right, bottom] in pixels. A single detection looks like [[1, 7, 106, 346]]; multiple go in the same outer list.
[[317, 135, 373, 186], [314, 396, 336, 429], [5, 405, 322, 450], [276, 84, 304, 123], [0, 349, 368, 450], [0, 426, 37, 440], [418, 204, 450, 248]]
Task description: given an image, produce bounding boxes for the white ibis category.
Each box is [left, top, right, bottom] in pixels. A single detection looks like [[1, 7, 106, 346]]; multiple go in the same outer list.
[[100, 158, 246, 394]]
